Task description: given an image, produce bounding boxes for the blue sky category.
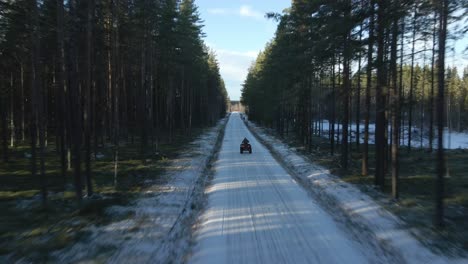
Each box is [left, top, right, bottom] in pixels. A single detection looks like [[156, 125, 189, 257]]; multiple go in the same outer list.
[[197, 0, 291, 100], [196, 1, 468, 101]]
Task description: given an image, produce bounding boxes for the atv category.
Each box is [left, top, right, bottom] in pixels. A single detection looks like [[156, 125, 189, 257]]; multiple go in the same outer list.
[[240, 142, 252, 154]]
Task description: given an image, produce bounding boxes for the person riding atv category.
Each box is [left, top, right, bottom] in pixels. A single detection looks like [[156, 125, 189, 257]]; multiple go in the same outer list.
[[240, 137, 252, 154]]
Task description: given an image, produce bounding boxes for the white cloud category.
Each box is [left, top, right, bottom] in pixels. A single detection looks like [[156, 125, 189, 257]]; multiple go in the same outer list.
[[207, 5, 265, 21], [239, 5, 263, 20], [215, 49, 258, 82], [207, 46, 259, 99], [217, 49, 258, 59], [221, 65, 249, 83]]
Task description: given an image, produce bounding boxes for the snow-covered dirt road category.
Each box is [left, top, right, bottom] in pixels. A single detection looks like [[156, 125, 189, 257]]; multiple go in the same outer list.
[[189, 113, 385, 264]]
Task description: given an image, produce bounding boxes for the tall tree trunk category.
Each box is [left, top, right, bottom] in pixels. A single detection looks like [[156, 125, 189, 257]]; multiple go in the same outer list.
[[21, 64, 25, 142], [341, 7, 351, 169], [356, 23, 363, 150], [375, 0, 387, 189], [435, 0, 448, 228], [38, 74, 47, 207], [140, 51, 147, 155], [363, 0, 374, 176], [56, 0, 67, 184], [399, 21, 405, 146], [337, 59, 341, 148], [408, 6, 417, 151], [429, 13, 437, 152], [390, 4, 400, 199], [84, 0, 94, 196], [330, 60, 336, 155], [1, 86, 7, 162], [420, 47, 427, 149], [30, 0, 47, 205], [70, 0, 83, 203], [10, 72, 15, 148], [112, 0, 120, 186]]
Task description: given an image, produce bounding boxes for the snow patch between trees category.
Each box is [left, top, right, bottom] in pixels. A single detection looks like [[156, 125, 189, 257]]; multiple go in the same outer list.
[[320, 120, 468, 149]]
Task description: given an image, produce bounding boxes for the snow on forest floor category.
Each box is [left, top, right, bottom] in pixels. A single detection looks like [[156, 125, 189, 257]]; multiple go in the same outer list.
[[319, 120, 468, 149], [245, 119, 467, 264], [44, 117, 228, 264]]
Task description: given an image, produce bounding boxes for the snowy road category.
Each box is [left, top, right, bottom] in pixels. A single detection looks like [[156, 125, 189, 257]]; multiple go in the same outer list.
[[189, 113, 381, 264]]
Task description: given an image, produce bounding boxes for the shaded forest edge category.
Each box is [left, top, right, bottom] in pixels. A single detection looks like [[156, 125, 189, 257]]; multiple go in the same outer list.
[[0, 0, 228, 203], [0, 0, 228, 260], [241, 0, 467, 235]]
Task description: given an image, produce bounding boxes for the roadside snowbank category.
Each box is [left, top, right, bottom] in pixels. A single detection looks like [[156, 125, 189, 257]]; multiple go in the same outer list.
[[246, 120, 466, 264], [50, 116, 228, 264]]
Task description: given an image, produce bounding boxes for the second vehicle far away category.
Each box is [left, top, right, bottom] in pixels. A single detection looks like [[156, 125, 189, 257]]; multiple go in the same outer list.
[[240, 137, 252, 154]]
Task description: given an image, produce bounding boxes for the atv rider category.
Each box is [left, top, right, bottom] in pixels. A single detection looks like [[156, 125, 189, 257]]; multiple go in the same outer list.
[[242, 137, 249, 145]]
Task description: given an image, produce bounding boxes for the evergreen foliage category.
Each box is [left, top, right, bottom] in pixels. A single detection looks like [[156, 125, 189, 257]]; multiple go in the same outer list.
[[0, 0, 228, 203], [241, 0, 466, 227]]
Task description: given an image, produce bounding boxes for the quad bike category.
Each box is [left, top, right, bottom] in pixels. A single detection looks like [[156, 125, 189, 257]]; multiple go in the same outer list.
[[240, 142, 252, 154]]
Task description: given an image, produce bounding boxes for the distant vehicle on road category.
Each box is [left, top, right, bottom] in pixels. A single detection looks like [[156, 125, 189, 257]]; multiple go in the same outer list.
[[240, 137, 252, 154], [240, 142, 252, 154]]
